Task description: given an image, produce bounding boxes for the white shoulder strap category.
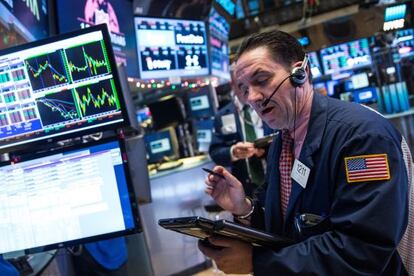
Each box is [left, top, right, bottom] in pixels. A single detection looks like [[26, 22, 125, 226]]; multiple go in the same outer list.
[[397, 137, 414, 275]]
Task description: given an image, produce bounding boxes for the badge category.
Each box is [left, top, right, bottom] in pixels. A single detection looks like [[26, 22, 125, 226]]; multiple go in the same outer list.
[[291, 159, 310, 189], [344, 154, 390, 183], [221, 114, 237, 134]]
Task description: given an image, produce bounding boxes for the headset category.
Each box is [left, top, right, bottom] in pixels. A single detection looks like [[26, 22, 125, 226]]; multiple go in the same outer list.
[[262, 54, 309, 107]]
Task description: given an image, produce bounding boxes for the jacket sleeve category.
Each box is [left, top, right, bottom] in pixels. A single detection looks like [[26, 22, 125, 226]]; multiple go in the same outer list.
[[208, 114, 238, 167], [252, 133, 409, 275]]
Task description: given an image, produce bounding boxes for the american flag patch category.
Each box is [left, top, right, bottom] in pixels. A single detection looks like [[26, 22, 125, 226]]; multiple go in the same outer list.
[[345, 154, 390, 183]]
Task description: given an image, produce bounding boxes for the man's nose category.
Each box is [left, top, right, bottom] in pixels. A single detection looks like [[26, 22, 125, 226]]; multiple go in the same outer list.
[[247, 87, 263, 105]]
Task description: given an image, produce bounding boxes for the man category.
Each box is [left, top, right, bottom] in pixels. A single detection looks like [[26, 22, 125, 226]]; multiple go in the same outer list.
[[199, 30, 412, 275], [208, 89, 268, 196]]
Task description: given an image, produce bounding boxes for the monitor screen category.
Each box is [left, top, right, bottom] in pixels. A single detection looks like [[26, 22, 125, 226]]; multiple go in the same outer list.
[[353, 87, 377, 104], [394, 28, 414, 58], [0, 24, 129, 152], [187, 86, 216, 119], [383, 3, 406, 31], [320, 38, 372, 75], [216, 0, 236, 16], [0, 138, 140, 255], [308, 51, 322, 78], [144, 127, 179, 163], [56, 0, 139, 78], [147, 95, 186, 130], [209, 8, 230, 80], [0, 0, 49, 40], [298, 36, 310, 47], [384, 4, 407, 22], [134, 16, 209, 80], [194, 119, 214, 152], [351, 72, 370, 90]]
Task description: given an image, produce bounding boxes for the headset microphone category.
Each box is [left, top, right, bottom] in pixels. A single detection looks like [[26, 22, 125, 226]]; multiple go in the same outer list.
[[261, 54, 309, 108], [261, 75, 291, 108]]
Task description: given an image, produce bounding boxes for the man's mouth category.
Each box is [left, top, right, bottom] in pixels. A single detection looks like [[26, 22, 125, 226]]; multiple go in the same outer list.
[[261, 106, 274, 115]]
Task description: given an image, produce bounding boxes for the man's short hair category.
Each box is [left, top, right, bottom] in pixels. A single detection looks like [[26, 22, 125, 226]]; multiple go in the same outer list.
[[235, 30, 305, 69]]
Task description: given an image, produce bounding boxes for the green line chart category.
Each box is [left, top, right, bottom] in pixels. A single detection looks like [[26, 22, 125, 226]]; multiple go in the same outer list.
[[25, 50, 68, 91], [73, 79, 120, 118], [65, 41, 111, 82]]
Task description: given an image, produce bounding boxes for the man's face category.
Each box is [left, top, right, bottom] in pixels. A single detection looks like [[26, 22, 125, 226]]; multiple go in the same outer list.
[[234, 47, 296, 130]]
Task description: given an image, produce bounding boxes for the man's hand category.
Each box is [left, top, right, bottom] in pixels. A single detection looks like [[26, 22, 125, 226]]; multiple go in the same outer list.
[[205, 166, 251, 215], [198, 236, 253, 274], [255, 148, 266, 158], [232, 142, 256, 160]]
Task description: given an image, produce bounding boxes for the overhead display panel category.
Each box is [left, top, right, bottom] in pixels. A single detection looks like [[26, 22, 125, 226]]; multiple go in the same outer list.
[[56, 0, 139, 78], [209, 8, 230, 80], [134, 17, 209, 80], [0, 0, 49, 41]]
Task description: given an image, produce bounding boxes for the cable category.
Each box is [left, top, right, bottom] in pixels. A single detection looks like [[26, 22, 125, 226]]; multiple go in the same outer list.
[[293, 86, 297, 158]]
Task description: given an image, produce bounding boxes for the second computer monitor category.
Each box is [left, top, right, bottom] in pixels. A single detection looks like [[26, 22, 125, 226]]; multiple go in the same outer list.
[[144, 127, 179, 163], [0, 138, 140, 255]]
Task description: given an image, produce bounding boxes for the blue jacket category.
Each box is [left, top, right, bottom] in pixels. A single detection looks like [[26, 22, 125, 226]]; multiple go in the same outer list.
[[252, 93, 409, 275], [0, 257, 18, 276]]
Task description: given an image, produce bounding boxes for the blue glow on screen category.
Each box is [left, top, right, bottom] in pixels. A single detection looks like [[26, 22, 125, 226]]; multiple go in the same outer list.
[[384, 4, 406, 22], [216, 0, 236, 16]]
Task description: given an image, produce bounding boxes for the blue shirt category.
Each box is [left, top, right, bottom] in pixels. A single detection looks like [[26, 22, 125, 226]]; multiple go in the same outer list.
[[85, 237, 127, 270], [0, 257, 19, 276]]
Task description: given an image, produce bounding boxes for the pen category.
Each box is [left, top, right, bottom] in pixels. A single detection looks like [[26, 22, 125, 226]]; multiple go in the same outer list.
[[202, 168, 226, 179]]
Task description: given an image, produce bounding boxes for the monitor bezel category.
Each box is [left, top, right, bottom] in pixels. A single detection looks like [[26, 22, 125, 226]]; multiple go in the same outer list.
[[0, 137, 141, 255], [0, 24, 131, 154], [133, 15, 210, 80]]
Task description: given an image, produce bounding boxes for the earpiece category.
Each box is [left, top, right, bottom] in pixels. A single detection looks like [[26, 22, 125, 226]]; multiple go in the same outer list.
[[261, 54, 309, 107], [290, 54, 309, 87]]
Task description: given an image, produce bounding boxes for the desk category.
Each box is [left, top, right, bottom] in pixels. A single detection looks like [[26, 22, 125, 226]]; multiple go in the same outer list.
[[139, 156, 214, 276], [6, 250, 56, 276], [28, 250, 56, 275]]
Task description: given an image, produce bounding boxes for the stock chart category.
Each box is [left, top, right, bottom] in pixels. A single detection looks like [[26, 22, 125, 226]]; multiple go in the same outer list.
[[36, 91, 79, 126], [25, 50, 69, 92], [66, 41, 111, 82], [73, 79, 120, 118]]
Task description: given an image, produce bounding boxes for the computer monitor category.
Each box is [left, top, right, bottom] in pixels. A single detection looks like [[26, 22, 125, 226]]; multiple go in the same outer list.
[[320, 38, 372, 75], [147, 95, 186, 130], [394, 28, 414, 59], [144, 127, 179, 163], [193, 119, 214, 153], [383, 3, 407, 32], [308, 51, 322, 79], [187, 85, 217, 119], [0, 24, 130, 152], [352, 87, 377, 104], [134, 16, 209, 80], [209, 8, 230, 80], [215, 0, 236, 17], [0, 138, 140, 255], [351, 72, 370, 90]]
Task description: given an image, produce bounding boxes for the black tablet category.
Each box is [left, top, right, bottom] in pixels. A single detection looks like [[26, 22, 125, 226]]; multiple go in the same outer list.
[[158, 216, 294, 248]]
